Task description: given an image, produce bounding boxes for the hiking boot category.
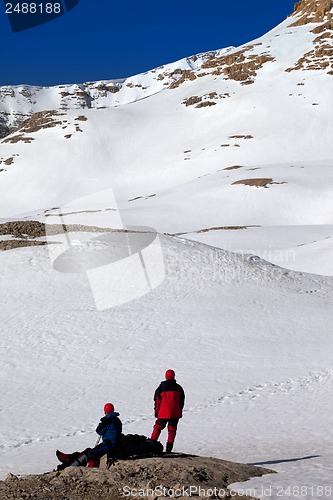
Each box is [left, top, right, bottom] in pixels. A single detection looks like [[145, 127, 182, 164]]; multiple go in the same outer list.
[[165, 442, 173, 453]]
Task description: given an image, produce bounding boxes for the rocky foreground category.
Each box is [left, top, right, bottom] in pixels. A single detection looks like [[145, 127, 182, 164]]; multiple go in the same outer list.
[[0, 454, 274, 500]]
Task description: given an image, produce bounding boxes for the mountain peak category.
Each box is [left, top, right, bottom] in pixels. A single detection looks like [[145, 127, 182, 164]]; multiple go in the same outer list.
[[285, 0, 333, 74], [290, 0, 333, 26]]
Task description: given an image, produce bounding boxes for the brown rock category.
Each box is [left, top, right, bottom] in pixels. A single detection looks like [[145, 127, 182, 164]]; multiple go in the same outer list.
[[0, 454, 273, 500]]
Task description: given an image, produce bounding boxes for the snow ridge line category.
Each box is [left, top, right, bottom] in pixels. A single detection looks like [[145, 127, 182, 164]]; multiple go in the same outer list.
[[1, 369, 332, 452]]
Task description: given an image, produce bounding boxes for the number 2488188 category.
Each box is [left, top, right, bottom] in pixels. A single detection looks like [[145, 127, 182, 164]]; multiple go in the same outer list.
[[6, 3, 62, 14]]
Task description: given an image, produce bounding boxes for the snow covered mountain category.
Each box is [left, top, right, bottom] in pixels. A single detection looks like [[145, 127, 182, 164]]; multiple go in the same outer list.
[[0, 0, 332, 132], [1, 0, 333, 274]]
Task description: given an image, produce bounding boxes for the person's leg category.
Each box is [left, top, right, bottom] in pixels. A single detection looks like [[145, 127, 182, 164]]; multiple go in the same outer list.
[[151, 418, 167, 440], [70, 447, 93, 467], [87, 442, 109, 460], [166, 418, 179, 452]]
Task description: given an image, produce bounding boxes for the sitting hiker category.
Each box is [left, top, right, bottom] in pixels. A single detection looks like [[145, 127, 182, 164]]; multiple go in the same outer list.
[[56, 403, 122, 469], [94, 402, 122, 465], [150, 369, 185, 453]]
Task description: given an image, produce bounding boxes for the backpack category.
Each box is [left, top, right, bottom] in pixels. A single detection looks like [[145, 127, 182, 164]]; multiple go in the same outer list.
[[117, 433, 163, 458]]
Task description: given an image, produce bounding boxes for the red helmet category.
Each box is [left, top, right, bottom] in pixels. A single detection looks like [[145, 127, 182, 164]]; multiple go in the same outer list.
[[104, 403, 115, 414], [165, 369, 175, 380]]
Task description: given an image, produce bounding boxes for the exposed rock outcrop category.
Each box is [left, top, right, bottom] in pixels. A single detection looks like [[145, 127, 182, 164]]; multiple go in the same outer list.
[[286, 0, 333, 74], [0, 454, 273, 500], [289, 0, 333, 26]]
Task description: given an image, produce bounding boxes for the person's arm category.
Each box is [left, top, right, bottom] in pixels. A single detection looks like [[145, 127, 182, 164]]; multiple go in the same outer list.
[[96, 418, 107, 436], [154, 384, 162, 417], [179, 386, 185, 410]]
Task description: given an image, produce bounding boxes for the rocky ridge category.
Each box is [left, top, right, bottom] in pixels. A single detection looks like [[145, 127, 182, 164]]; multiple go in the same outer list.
[[287, 0, 333, 73], [0, 454, 273, 500], [289, 0, 333, 26], [0, 0, 332, 138]]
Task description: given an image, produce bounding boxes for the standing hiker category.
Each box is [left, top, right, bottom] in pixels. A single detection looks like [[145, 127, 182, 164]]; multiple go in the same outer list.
[[150, 369, 185, 453]]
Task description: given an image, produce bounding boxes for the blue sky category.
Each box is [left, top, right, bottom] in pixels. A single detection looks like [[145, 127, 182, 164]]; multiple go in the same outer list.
[[0, 0, 296, 86]]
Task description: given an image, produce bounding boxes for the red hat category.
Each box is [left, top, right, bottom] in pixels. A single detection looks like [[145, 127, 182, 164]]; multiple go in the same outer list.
[[104, 403, 115, 414], [165, 369, 175, 380]]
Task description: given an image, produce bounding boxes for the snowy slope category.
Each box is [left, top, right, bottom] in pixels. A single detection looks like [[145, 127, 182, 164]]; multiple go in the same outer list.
[[0, 235, 333, 496], [0, 1, 332, 275]]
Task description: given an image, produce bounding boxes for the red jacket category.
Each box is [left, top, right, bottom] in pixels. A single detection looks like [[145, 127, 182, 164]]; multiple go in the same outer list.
[[154, 380, 185, 419]]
